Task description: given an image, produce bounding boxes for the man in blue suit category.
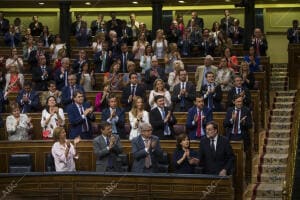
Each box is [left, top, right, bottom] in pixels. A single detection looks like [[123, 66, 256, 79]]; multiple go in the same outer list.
[[186, 95, 213, 140], [101, 95, 126, 139], [61, 74, 85, 109], [131, 122, 163, 173], [224, 94, 252, 151], [16, 81, 40, 113], [67, 90, 95, 139]]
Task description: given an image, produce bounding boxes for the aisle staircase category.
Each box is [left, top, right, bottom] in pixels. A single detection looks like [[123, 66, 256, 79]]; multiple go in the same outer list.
[[245, 64, 297, 199]]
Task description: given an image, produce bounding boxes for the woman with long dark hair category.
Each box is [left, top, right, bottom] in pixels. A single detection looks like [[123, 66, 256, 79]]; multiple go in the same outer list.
[[173, 133, 199, 174]]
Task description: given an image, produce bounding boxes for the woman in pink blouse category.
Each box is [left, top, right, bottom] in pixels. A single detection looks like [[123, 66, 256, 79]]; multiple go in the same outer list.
[[51, 127, 80, 172]]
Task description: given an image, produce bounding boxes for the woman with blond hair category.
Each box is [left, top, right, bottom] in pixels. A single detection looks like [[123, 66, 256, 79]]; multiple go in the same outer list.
[[152, 29, 168, 59], [51, 127, 80, 172], [148, 79, 171, 109], [129, 96, 149, 140], [4, 64, 24, 94], [239, 61, 255, 90]]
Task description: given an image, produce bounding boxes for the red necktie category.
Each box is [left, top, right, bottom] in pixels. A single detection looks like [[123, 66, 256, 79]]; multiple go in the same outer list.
[[196, 111, 202, 137], [234, 110, 240, 135]]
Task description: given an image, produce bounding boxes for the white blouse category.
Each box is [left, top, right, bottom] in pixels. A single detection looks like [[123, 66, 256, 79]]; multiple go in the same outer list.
[[6, 114, 32, 141], [148, 90, 172, 109], [51, 142, 76, 172], [5, 58, 24, 71], [129, 110, 149, 140], [41, 108, 65, 138]]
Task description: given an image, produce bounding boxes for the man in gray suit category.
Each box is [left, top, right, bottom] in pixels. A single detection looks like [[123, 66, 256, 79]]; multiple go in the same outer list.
[[131, 122, 164, 173], [93, 122, 123, 172]]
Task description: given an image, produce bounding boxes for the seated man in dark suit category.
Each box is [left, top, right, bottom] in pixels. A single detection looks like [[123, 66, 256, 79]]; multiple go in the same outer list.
[[32, 54, 53, 91], [199, 121, 235, 175], [149, 95, 177, 140], [93, 122, 123, 172], [131, 122, 163, 173], [171, 69, 196, 112], [61, 74, 85, 109], [67, 90, 95, 139], [227, 75, 251, 108], [16, 81, 40, 113], [186, 95, 213, 140], [121, 72, 146, 112], [101, 95, 126, 139], [224, 95, 252, 151], [200, 71, 223, 111]]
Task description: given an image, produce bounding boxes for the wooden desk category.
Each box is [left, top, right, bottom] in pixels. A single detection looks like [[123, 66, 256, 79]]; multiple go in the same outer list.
[[0, 140, 243, 199], [0, 172, 234, 200]]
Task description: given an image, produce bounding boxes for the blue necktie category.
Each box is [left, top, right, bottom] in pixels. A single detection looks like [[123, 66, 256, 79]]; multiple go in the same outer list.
[[161, 108, 170, 136]]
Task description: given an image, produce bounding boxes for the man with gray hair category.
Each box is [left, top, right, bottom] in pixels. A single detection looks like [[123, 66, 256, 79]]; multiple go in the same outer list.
[[195, 55, 217, 92], [54, 57, 72, 90], [61, 73, 85, 108], [131, 122, 164, 173]]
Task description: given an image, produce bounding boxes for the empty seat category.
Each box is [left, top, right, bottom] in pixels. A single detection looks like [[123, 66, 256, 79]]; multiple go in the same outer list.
[[45, 153, 55, 172], [157, 151, 169, 173], [9, 154, 32, 173]]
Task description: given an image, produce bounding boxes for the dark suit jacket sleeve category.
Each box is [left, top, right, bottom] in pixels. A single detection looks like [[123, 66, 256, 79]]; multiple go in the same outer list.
[[223, 108, 233, 129], [111, 135, 123, 154], [121, 86, 130, 105], [187, 83, 196, 101], [186, 109, 196, 129], [171, 85, 180, 103], [29, 92, 39, 108], [242, 108, 253, 130], [214, 85, 222, 102], [61, 87, 72, 106], [243, 88, 252, 106], [32, 68, 43, 82], [93, 137, 110, 158], [152, 138, 163, 159], [101, 109, 109, 122], [67, 105, 85, 126], [204, 109, 213, 125], [84, 102, 96, 122], [131, 138, 148, 160], [16, 92, 23, 106], [116, 109, 125, 128], [149, 109, 164, 130]]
